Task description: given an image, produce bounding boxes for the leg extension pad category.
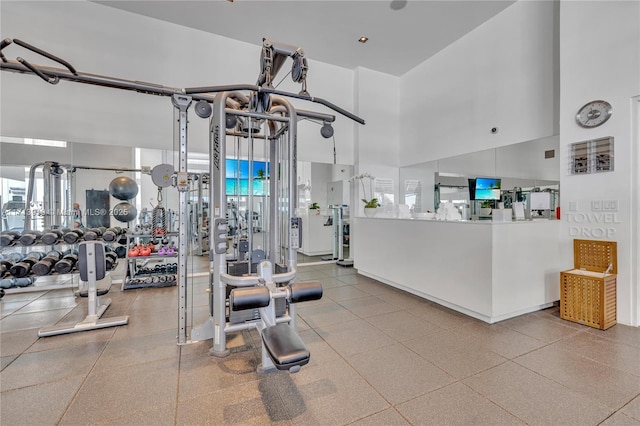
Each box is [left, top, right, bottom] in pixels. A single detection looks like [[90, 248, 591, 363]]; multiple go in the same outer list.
[[290, 281, 323, 303], [230, 286, 270, 310]]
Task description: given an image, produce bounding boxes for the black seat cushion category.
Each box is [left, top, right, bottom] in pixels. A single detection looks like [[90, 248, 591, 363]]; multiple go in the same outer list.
[[261, 324, 309, 370]]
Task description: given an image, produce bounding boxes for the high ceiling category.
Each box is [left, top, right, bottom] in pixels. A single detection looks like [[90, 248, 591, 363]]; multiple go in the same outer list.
[[96, 0, 516, 76]]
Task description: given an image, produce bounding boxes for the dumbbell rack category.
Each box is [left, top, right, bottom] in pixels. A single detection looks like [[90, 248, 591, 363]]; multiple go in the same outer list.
[[0, 233, 120, 294], [123, 232, 179, 290]]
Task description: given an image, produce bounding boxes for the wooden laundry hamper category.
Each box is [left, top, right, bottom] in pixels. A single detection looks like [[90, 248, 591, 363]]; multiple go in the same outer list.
[[560, 239, 617, 330]]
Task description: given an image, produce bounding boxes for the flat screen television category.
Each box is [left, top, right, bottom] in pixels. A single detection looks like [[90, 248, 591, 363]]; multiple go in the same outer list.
[[474, 177, 501, 200], [225, 159, 269, 196]]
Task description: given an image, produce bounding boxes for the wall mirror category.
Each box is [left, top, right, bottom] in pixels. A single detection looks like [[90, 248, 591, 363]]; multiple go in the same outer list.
[[399, 135, 560, 217], [1, 139, 354, 264]]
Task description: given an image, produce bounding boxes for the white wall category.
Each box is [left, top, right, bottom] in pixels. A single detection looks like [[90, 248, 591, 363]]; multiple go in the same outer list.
[[354, 67, 400, 168], [353, 67, 400, 214], [0, 144, 73, 167], [399, 1, 559, 166], [496, 136, 559, 181], [0, 1, 356, 163], [559, 1, 640, 326]]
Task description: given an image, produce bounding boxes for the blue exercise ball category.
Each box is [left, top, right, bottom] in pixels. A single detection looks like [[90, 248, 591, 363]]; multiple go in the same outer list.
[[113, 202, 137, 223], [109, 176, 138, 201]]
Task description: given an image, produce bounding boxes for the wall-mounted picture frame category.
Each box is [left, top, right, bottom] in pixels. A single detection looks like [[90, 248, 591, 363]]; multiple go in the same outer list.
[[569, 136, 614, 175]]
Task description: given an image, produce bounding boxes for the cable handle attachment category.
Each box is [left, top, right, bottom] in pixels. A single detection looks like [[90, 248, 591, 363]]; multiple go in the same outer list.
[[0, 38, 12, 63], [13, 38, 77, 75], [150, 187, 168, 244]]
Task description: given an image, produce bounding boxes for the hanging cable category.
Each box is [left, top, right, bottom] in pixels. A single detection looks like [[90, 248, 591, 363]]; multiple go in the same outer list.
[[332, 134, 337, 165], [273, 69, 292, 90]]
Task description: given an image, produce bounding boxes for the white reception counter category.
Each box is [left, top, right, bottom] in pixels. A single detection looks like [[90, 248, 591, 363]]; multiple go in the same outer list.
[[354, 218, 564, 323]]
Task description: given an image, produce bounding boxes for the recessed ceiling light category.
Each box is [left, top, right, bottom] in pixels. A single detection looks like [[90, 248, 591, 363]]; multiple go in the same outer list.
[[390, 0, 407, 10], [358, 36, 368, 43]]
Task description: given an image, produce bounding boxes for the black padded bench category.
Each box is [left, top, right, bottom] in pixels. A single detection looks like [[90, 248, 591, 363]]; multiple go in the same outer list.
[[261, 323, 310, 372]]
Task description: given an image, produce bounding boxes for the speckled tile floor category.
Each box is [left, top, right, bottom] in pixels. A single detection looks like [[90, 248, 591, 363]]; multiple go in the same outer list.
[[1, 258, 639, 425]]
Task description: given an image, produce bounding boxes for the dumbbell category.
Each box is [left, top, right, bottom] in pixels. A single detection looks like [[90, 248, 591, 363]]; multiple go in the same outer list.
[[54, 251, 79, 274], [0, 252, 23, 271], [9, 252, 45, 278], [83, 227, 103, 241], [63, 228, 84, 244], [18, 230, 42, 246], [1, 231, 21, 246], [117, 232, 128, 245], [102, 226, 124, 243], [1, 257, 17, 273], [32, 250, 63, 276], [102, 227, 119, 242], [105, 251, 118, 270], [41, 229, 63, 245], [114, 245, 127, 259]]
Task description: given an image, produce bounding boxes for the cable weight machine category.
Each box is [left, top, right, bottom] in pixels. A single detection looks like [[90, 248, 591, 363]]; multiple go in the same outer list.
[[1, 37, 364, 368]]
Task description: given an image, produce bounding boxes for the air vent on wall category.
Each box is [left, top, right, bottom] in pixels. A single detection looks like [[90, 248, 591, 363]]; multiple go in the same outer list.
[[545, 149, 555, 159]]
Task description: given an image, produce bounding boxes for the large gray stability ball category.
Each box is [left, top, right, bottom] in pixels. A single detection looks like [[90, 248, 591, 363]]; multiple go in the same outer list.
[[109, 176, 139, 200], [112, 202, 137, 223]]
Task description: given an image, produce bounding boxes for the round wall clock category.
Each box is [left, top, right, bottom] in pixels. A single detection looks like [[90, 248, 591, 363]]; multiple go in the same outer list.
[[576, 100, 612, 128]]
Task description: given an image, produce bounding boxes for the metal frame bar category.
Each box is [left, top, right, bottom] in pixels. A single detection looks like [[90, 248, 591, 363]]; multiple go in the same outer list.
[[172, 94, 192, 345], [1, 60, 364, 124]]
